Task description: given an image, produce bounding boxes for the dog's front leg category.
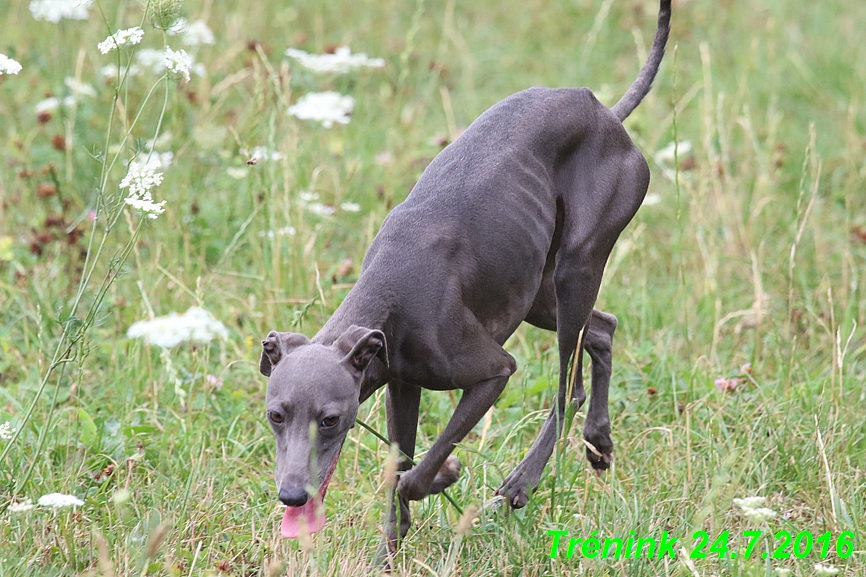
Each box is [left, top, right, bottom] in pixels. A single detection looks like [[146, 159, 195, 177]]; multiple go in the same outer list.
[[372, 381, 421, 569], [397, 375, 508, 501]]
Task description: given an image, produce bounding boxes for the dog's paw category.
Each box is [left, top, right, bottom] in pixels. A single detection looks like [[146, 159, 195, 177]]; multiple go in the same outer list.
[[495, 467, 537, 509], [583, 421, 613, 472], [429, 455, 461, 494]]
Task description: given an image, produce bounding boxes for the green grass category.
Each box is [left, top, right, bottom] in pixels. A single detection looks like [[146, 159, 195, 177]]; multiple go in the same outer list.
[[1, 0, 865, 575]]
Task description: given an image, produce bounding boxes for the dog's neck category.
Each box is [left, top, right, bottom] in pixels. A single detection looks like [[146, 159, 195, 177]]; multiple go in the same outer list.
[[312, 279, 393, 402]]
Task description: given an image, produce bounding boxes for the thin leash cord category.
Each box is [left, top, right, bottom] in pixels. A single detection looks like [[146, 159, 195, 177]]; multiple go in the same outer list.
[[355, 418, 464, 516]]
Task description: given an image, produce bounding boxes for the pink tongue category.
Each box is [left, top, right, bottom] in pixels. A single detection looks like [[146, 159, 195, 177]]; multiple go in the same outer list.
[[280, 495, 326, 538]]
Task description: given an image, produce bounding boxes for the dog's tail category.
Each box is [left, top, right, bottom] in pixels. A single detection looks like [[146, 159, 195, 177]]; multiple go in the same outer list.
[[610, 0, 671, 121]]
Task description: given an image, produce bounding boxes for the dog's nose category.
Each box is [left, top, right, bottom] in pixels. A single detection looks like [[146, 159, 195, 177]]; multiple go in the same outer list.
[[278, 486, 309, 507]]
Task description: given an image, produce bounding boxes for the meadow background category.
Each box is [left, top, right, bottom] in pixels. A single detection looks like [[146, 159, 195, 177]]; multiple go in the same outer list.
[[1, 0, 865, 575]]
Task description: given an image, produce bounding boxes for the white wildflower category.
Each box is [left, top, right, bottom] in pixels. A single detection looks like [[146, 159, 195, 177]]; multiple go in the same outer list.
[[0, 421, 16, 440], [248, 146, 283, 162], [120, 161, 166, 219], [0, 54, 23, 75], [733, 496, 768, 510], [9, 498, 35, 513], [340, 202, 361, 212], [135, 48, 203, 78], [654, 140, 692, 164], [814, 564, 840, 576], [100, 63, 142, 80], [227, 167, 249, 179], [146, 131, 172, 150], [97, 26, 144, 54], [168, 18, 215, 46], [29, 0, 91, 23], [38, 493, 84, 508], [258, 226, 296, 238], [166, 17, 187, 34], [642, 193, 661, 206], [742, 507, 777, 523], [299, 191, 319, 202], [35, 97, 60, 114], [136, 49, 166, 71], [774, 569, 792, 577], [734, 496, 776, 523], [307, 203, 335, 217], [120, 161, 163, 198], [285, 46, 384, 74], [64, 77, 96, 97], [126, 306, 229, 349], [143, 151, 174, 169], [163, 46, 192, 82], [288, 91, 353, 128]]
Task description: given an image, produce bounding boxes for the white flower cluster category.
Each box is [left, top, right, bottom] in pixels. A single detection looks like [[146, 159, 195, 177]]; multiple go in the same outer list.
[[98, 26, 144, 54], [285, 46, 384, 74], [248, 146, 284, 162], [0, 54, 23, 75], [0, 421, 16, 440], [9, 498, 35, 512], [8, 494, 86, 512], [64, 76, 96, 97], [168, 18, 215, 46], [163, 46, 193, 82], [34, 96, 77, 114], [110, 48, 205, 80], [29, 0, 92, 23], [653, 140, 692, 183], [120, 161, 166, 219], [38, 493, 85, 508], [136, 49, 165, 71], [733, 496, 777, 524], [298, 191, 335, 216], [126, 306, 229, 349], [813, 563, 840, 576], [258, 226, 296, 239], [288, 92, 354, 128]]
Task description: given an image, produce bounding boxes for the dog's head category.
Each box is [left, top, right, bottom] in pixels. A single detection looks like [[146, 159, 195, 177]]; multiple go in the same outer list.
[[259, 325, 387, 537]]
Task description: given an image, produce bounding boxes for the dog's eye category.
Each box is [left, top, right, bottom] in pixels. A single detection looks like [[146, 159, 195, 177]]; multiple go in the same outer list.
[[321, 415, 339, 428], [268, 411, 284, 424]]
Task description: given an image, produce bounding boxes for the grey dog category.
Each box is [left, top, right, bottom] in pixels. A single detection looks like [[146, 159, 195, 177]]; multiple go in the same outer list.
[[260, 0, 671, 559]]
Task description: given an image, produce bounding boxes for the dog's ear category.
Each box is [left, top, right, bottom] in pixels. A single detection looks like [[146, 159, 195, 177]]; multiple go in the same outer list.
[[260, 331, 309, 377], [336, 325, 389, 376]]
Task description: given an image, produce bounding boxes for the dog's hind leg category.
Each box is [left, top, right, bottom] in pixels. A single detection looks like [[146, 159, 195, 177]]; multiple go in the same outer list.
[[497, 253, 606, 508], [526, 297, 618, 470], [498, 108, 649, 508], [582, 310, 616, 470], [372, 380, 421, 568]]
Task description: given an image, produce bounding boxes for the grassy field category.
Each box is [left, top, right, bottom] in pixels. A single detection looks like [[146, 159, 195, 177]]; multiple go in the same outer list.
[[1, 0, 865, 575]]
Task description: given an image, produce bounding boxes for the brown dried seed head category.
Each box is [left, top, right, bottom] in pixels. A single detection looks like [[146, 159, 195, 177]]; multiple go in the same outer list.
[[145, 523, 168, 559], [36, 182, 58, 198], [51, 134, 66, 152], [96, 533, 114, 577], [37, 111, 52, 124], [44, 215, 64, 228]]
